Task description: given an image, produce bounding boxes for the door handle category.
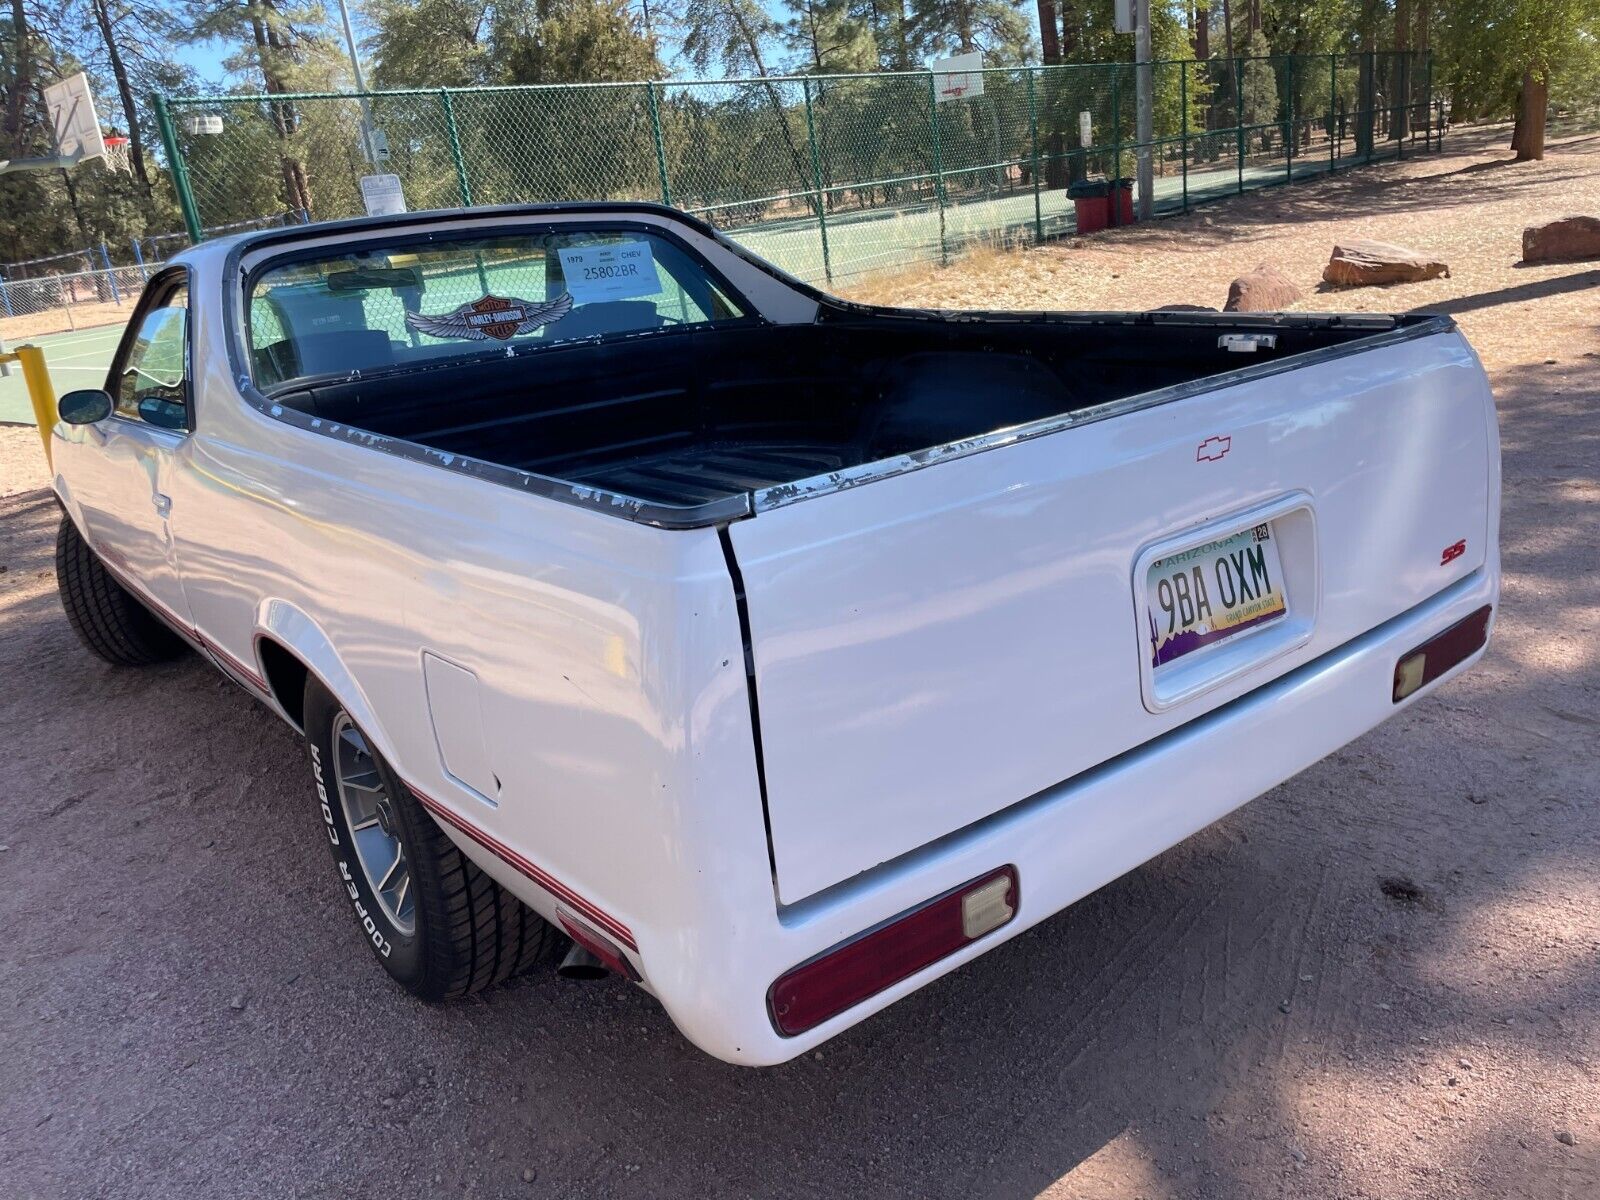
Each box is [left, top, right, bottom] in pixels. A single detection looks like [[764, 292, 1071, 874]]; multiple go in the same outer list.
[[153, 492, 172, 517]]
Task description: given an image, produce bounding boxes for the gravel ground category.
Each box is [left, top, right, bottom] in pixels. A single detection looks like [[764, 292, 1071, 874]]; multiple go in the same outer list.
[[2, 123, 1598, 1199]]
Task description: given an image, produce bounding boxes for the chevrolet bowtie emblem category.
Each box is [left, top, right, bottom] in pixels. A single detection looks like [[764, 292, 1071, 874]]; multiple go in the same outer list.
[[1196, 435, 1232, 462]]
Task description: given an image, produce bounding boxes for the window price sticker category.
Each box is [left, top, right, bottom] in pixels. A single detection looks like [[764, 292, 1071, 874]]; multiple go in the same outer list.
[[556, 241, 661, 303]]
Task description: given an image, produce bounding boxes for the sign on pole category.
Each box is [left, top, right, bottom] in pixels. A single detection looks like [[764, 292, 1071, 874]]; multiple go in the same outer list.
[[1114, 0, 1136, 34], [359, 174, 407, 217], [1079, 112, 1093, 148], [931, 52, 984, 102]]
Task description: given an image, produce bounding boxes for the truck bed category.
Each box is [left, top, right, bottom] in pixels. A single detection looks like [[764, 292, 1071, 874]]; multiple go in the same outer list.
[[271, 309, 1417, 516]]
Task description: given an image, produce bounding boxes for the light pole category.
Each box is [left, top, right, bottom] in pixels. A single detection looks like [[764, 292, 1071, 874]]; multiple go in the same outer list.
[[334, 0, 381, 166]]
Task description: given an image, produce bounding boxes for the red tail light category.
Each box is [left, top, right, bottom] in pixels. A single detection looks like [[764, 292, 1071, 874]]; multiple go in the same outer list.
[[768, 866, 1019, 1037], [1393, 605, 1492, 702]]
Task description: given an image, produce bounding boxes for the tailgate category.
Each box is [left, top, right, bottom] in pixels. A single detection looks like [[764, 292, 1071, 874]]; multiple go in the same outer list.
[[726, 328, 1495, 902]]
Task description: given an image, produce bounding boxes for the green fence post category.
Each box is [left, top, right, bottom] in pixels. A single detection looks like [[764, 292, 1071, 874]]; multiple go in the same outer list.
[[438, 89, 473, 207], [646, 81, 672, 206], [154, 94, 203, 244], [1111, 66, 1121, 190], [1235, 58, 1245, 193], [927, 70, 948, 265], [802, 78, 833, 286], [1180, 59, 1189, 212], [1329, 54, 1338, 171], [1285, 56, 1294, 183], [1027, 69, 1043, 243]]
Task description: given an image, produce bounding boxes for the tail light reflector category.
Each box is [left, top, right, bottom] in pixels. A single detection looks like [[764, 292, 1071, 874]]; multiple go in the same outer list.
[[1393, 605, 1492, 702], [557, 909, 639, 981], [768, 866, 1019, 1037]]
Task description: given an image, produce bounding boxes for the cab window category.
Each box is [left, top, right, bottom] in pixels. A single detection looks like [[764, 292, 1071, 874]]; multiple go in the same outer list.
[[247, 228, 749, 391], [115, 283, 190, 429]]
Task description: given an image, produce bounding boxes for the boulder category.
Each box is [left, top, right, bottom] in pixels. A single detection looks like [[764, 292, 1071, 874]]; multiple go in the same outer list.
[[1522, 215, 1600, 263], [1154, 303, 1218, 312], [1224, 264, 1303, 312], [1322, 239, 1450, 287]]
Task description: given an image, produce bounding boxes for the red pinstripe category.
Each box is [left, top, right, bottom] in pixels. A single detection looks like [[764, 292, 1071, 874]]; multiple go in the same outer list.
[[410, 786, 638, 951]]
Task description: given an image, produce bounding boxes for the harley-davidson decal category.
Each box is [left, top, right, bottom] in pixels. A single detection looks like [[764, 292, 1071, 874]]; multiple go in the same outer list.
[[405, 292, 574, 341]]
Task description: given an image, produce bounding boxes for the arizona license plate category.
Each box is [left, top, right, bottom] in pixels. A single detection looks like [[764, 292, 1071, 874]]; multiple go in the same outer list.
[[1146, 522, 1288, 668]]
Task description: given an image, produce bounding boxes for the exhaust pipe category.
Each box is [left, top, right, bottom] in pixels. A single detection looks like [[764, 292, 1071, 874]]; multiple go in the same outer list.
[[557, 941, 610, 981]]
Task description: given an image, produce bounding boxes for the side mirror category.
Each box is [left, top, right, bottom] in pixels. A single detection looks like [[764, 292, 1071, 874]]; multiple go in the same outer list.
[[137, 395, 188, 431], [58, 389, 113, 425]]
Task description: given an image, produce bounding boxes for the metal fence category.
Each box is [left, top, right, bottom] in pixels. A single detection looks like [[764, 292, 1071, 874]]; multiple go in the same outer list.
[[0, 266, 150, 325], [158, 52, 1435, 288]]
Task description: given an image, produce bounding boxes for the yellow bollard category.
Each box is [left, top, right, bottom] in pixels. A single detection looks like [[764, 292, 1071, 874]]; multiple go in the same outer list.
[[15, 345, 58, 470]]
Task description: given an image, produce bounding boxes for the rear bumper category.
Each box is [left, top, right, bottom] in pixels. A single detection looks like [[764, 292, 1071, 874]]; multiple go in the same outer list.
[[648, 563, 1498, 1065]]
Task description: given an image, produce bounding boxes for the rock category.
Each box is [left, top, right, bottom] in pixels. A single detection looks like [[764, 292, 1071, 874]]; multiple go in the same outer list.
[[1278, 1001, 1293, 1014], [521, 1168, 538, 1183], [1225, 264, 1304, 312], [228, 994, 247, 1011], [1155, 303, 1218, 312], [1458, 1058, 1473, 1069], [1556, 1130, 1577, 1147], [1522, 216, 1600, 263], [1323, 239, 1450, 287]]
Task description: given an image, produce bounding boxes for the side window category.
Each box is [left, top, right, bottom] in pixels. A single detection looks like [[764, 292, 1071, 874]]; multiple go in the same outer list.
[[115, 283, 190, 429]]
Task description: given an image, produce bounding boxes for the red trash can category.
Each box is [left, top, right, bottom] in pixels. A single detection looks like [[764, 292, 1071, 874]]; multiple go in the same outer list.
[[1067, 178, 1112, 234], [1111, 177, 1135, 226]]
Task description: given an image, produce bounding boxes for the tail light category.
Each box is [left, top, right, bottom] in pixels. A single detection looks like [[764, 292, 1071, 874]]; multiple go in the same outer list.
[[768, 866, 1019, 1037], [1394, 605, 1492, 702]]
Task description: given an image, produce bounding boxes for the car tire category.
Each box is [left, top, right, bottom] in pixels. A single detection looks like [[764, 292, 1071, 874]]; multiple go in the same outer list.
[[54, 514, 186, 666], [302, 676, 557, 1000]]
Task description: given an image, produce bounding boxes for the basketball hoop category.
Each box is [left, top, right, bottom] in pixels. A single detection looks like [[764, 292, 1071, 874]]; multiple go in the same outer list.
[[941, 86, 968, 100], [102, 135, 131, 175]]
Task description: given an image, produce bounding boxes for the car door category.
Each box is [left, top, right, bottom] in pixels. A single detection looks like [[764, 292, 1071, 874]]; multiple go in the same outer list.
[[67, 269, 196, 632]]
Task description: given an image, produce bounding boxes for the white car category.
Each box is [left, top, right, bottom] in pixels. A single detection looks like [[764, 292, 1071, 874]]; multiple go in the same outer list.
[[47, 204, 1499, 1065]]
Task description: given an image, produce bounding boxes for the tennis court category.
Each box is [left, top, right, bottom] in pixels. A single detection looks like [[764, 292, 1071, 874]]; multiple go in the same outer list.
[[0, 324, 125, 425]]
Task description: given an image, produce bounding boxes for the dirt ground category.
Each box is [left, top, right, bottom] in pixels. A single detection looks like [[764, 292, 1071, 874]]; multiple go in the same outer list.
[[2, 123, 1598, 1200]]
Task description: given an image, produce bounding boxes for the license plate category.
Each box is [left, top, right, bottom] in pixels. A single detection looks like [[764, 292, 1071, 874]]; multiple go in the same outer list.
[[1146, 522, 1288, 668]]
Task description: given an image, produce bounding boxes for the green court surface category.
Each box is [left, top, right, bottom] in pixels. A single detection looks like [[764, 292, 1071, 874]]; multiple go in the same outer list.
[[0, 323, 126, 425]]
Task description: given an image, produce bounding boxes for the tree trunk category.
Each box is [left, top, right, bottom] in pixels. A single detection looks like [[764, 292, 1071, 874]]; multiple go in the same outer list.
[[1511, 69, 1547, 161], [1037, 0, 1060, 64], [91, 0, 153, 192], [5, 0, 33, 159], [1192, 1, 1209, 62]]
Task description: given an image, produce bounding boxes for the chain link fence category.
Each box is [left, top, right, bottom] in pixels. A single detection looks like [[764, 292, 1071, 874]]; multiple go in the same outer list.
[[157, 53, 1434, 289]]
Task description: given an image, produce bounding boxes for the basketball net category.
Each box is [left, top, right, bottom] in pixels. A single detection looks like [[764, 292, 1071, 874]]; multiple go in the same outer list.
[[102, 135, 132, 175]]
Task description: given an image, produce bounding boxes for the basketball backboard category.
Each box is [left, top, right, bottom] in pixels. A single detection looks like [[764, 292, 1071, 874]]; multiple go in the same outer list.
[[44, 72, 107, 165], [931, 52, 984, 102]]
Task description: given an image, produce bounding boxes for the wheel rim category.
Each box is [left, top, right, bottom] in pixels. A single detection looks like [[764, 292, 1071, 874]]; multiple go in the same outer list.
[[332, 713, 415, 935]]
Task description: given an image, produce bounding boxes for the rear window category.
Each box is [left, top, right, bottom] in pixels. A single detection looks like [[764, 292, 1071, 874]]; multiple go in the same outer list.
[[248, 228, 748, 391]]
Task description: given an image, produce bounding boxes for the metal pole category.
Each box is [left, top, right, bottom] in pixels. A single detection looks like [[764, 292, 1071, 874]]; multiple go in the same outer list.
[[0, 275, 11, 318], [130, 238, 148, 281], [98, 243, 121, 305], [1180, 59, 1189, 212], [645, 81, 673, 206], [927, 71, 947, 265], [1425, 53, 1434, 152], [334, 0, 379, 164], [1111, 67, 1121, 198], [1235, 58, 1245, 193], [153, 95, 202, 243], [1027, 69, 1043, 242], [1330, 55, 1338, 171], [1285, 56, 1294, 184], [1134, 1, 1153, 219], [802, 79, 833, 286], [438, 90, 472, 207]]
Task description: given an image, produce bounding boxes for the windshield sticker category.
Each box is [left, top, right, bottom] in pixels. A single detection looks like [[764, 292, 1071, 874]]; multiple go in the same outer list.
[[405, 292, 574, 342], [557, 242, 661, 303]]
